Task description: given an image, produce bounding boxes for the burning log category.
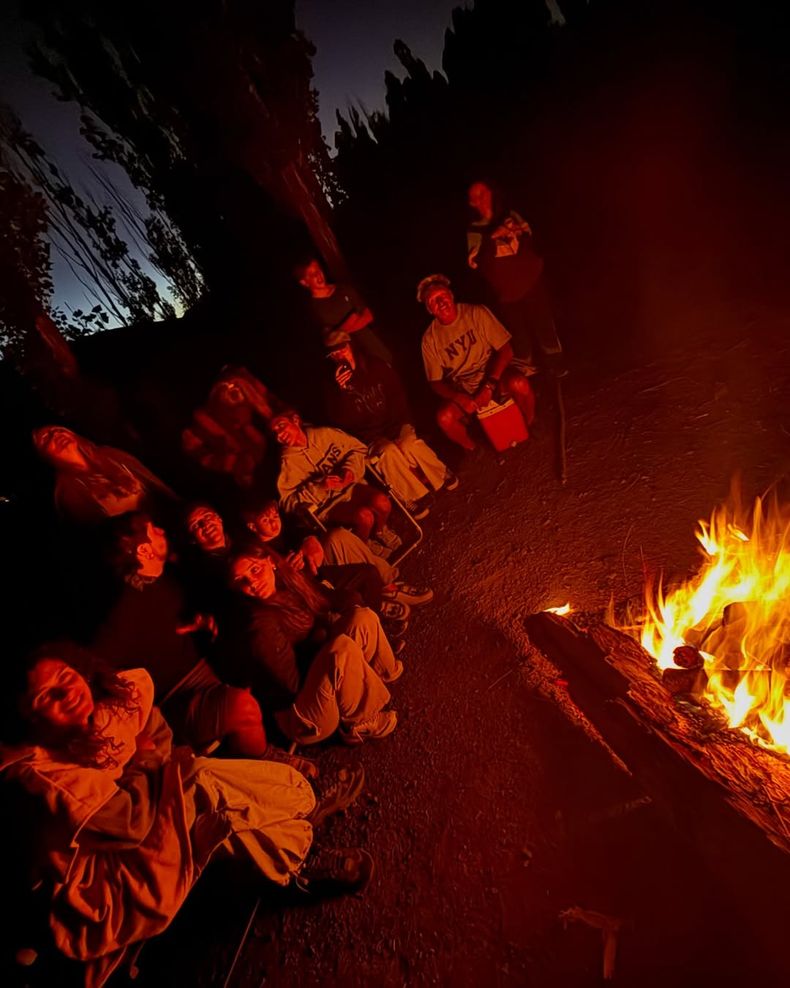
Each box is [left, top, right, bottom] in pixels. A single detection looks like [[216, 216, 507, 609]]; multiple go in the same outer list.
[[524, 611, 790, 956], [525, 613, 790, 853], [661, 666, 707, 696]]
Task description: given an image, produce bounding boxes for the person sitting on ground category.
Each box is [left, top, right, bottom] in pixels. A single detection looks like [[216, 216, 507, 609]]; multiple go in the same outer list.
[[467, 179, 564, 374], [182, 366, 284, 490], [416, 274, 536, 452], [94, 512, 312, 773], [295, 256, 394, 365], [220, 547, 404, 712], [33, 424, 178, 525], [322, 328, 458, 520], [271, 408, 402, 556], [241, 497, 408, 626], [0, 643, 371, 985], [245, 495, 398, 586]]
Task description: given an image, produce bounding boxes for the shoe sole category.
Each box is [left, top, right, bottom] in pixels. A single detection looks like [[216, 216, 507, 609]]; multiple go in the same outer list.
[[393, 592, 434, 607], [309, 767, 367, 827], [340, 712, 398, 744]]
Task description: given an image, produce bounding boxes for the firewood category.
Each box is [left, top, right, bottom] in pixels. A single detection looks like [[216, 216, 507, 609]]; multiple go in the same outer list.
[[673, 644, 705, 669], [662, 666, 708, 695]]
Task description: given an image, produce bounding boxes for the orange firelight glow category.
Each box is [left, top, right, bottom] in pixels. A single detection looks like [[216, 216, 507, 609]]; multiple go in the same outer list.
[[546, 603, 572, 615], [623, 493, 790, 753]]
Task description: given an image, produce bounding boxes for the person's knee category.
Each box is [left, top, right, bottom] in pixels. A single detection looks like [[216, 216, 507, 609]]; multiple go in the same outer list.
[[368, 490, 391, 515], [223, 687, 263, 730], [355, 506, 376, 529], [503, 369, 532, 396], [436, 402, 460, 432], [343, 605, 376, 634]]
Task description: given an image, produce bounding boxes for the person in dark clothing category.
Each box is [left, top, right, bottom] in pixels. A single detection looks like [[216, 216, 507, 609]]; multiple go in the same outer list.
[[323, 329, 457, 518], [467, 180, 564, 373], [295, 257, 393, 364], [241, 498, 413, 631], [222, 545, 405, 707], [94, 512, 315, 775]]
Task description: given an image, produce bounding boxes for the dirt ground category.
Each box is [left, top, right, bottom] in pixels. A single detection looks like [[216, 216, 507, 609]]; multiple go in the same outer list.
[[132, 276, 790, 988]]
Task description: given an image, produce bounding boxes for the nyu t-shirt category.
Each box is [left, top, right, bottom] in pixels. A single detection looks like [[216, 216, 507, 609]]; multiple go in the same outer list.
[[421, 303, 511, 394]]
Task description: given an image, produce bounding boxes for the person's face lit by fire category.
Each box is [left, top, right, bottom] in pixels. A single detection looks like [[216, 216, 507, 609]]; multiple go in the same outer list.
[[299, 260, 328, 293], [468, 181, 493, 220], [231, 553, 277, 600], [35, 427, 88, 470], [270, 413, 307, 448], [26, 658, 94, 732], [135, 521, 169, 580], [187, 506, 226, 552], [424, 285, 458, 325], [247, 502, 282, 542]]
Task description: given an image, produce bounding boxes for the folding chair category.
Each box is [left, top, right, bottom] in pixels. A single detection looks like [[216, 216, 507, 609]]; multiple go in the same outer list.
[[298, 461, 423, 568]]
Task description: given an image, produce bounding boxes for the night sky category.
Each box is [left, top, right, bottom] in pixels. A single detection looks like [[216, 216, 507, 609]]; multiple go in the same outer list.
[[0, 0, 463, 317], [297, 0, 465, 144]]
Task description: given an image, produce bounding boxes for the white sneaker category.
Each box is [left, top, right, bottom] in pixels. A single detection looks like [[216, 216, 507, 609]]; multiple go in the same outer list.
[[340, 710, 398, 744]]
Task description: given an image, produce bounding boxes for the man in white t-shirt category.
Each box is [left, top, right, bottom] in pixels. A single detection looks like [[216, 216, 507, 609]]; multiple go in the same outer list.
[[417, 274, 536, 451]]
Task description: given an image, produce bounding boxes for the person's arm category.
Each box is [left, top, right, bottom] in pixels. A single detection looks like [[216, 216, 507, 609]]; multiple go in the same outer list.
[[467, 230, 483, 269], [338, 307, 374, 333], [278, 453, 325, 513], [473, 342, 514, 407], [331, 430, 367, 484], [249, 610, 301, 696], [429, 379, 477, 414], [77, 765, 159, 849], [112, 448, 179, 501]]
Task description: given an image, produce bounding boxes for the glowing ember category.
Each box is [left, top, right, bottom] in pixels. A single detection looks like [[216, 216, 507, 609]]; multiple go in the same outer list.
[[546, 603, 572, 615], [621, 493, 790, 753]]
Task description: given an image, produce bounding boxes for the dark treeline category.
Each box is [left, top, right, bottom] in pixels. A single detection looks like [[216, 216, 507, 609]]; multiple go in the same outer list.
[[331, 0, 790, 376]]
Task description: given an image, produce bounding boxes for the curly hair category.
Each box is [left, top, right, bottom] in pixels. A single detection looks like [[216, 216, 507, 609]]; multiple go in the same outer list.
[[22, 641, 142, 770]]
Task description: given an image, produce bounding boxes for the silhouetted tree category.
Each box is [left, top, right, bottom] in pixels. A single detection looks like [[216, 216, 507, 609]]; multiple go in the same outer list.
[[25, 0, 346, 288]]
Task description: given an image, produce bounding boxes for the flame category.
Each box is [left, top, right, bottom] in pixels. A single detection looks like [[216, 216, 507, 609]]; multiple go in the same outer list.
[[620, 493, 790, 753], [546, 602, 572, 615]]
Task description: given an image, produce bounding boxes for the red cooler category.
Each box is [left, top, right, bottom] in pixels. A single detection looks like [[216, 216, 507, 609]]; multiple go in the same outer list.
[[476, 398, 529, 452]]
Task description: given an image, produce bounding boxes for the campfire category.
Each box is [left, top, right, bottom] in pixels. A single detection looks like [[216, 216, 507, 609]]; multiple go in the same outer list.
[[523, 493, 790, 861], [620, 492, 790, 754]]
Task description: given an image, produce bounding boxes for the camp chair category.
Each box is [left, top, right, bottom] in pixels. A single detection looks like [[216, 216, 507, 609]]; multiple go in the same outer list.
[[299, 460, 423, 568]]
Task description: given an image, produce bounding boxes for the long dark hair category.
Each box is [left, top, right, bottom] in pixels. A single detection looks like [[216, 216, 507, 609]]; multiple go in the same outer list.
[[32, 425, 133, 487], [21, 641, 142, 770], [233, 544, 329, 638]]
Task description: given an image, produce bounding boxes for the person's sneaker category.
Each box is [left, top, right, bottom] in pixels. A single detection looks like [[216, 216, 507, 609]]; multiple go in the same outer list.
[[443, 470, 460, 491], [340, 709, 398, 745], [405, 494, 432, 520], [382, 659, 404, 683], [308, 765, 366, 828], [380, 599, 410, 622], [261, 745, 319, 780], [298, 846, 375, 897], [374, 526, 402, 552], [382, 616, 409, 638], [392, 582, 433, 606]]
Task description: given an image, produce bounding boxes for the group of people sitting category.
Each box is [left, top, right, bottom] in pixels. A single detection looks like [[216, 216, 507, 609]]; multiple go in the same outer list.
[[2, 180, 564, 983]]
